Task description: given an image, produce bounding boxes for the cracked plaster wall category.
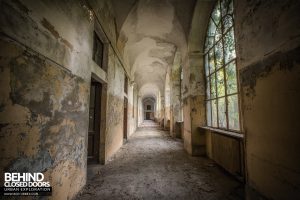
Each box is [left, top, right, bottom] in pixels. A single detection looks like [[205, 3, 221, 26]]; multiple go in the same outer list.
[[0, 1, 92, 199], [181, 0, 213, 156], [0, 0, 137, 199], [0, 38, 89, 200], [169, 51, 182, 137], [89, 0, 138, 159], [235, 0, 300, 198]]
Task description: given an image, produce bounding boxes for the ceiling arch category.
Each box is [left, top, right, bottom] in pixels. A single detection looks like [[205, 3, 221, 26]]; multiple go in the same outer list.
[[188, 0, 215, 53], [138, 83, 160, 100], [114, 0, 196, 98]]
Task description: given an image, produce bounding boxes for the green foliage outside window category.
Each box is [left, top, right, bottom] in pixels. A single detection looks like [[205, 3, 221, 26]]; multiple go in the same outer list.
[[204, 0, 240, 131]]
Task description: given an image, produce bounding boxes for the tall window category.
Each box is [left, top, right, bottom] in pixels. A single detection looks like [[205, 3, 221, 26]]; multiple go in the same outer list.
[[204, 0, 240, 131], [93, 31, 104, 68]]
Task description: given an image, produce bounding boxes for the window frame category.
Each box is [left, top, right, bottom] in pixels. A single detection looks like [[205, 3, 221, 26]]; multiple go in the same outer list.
[[147, 105, 151, 110], [92, 31, 104, 69], [204, 0, 241, 133]]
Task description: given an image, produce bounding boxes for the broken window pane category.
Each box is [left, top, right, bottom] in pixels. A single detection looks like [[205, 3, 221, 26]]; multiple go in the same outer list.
[[206, 101, 212, 126], [218, 97, 227, 128], [216, 69, 225, 97], [224, 28, 236, 64], [212, 99, 218, 127], [228, 94, 240, 130], [226, 61, 237, 94]]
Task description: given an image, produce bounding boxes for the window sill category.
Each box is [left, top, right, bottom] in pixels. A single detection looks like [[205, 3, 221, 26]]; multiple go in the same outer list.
[[200, 126, 244, 139]]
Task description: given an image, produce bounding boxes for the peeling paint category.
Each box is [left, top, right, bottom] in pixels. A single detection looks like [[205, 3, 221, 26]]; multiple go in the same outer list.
[[41, 18, 74, 51], [0, 38, 88, 198], [236, 0, 300, 198], [240, 46, 300, 97]]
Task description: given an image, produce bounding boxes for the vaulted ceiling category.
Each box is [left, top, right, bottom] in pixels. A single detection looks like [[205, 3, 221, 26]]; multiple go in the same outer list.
[[110, 0, 197, 100]]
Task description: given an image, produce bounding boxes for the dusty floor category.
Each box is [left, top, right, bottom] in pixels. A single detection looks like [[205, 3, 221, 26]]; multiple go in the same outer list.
[[76, 121, 245, 200]]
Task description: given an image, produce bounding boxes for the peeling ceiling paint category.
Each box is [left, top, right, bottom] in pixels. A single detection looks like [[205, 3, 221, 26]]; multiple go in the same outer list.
[[115, 0, 195, 99]]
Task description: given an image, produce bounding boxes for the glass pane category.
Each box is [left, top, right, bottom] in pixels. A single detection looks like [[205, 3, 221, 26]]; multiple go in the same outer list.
[[209, 50, 215, 73], [221, 0, 230, 17], [211, 2, 221, 25], [215, 23, 222, 42], [223, 14, 233, 34], [210, 73, 216, 98], [205, 19, 216, 51], [224, 28, 236, 64], [206, 101, 212, 126], [208, 19, 216, 36], [214, 41, 224, 70], [228, 0, 233, 15], [94, 34, 103, 67], [206, 77, 211, 99], [216, 69, 225, 97], [226, 61, 238, 94], [205, 54, 209, 76], [212, 99, 218, 127], [218, 97, 227, 128], [206, 36, 214, 52], [228, 94, 240, 130]]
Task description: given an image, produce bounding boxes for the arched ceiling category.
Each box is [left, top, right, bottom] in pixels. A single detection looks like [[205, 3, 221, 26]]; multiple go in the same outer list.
[[138, 83, 160, 100], [188, 0, 215, 53], [112, 0, 196, 99], [143, 97, 156, 104], [110, 0, 138, 36]]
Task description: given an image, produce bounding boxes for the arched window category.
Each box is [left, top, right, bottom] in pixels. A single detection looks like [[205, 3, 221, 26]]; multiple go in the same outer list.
[[204, 0, 240, 131]]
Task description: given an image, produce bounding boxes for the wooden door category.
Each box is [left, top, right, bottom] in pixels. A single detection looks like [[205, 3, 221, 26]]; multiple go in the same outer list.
[[88, 80, 101, 164], [146, 112, 150, 120], [123, 97, 128, 140]]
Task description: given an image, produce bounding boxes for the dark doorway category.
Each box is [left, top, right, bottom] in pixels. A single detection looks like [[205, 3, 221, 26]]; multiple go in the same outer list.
[[146, 112, 151, 120], [123, 97, 128, 140], [88, 79, 102, 164]]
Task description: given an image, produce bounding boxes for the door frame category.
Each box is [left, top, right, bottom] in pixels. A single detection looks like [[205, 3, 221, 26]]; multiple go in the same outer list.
[[87, 79, 101, 164], [123, 97, 128, 140], [88, 73, 107, 165]]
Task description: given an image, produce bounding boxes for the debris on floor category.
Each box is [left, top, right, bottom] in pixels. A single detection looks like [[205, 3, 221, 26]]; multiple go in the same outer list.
[[76, 124, 244, 200]]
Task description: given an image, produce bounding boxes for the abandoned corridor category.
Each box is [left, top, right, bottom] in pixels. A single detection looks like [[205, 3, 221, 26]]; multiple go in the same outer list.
[[0, 0, 300, 199], [76, 121, 243, 200]]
